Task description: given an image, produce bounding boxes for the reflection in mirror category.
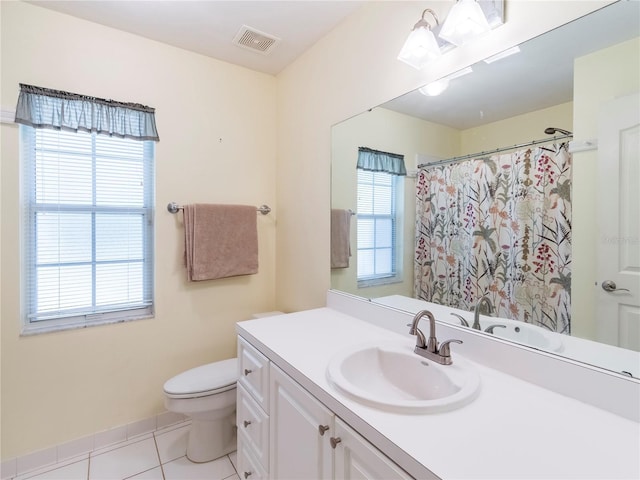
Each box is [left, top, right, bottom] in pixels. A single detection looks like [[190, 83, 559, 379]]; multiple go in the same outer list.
[[330, 1, 640, 377]]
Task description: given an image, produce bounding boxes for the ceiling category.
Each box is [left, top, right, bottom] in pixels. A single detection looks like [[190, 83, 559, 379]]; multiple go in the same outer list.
[[28, 1, 366, 76], [27, 1, 639, 129]]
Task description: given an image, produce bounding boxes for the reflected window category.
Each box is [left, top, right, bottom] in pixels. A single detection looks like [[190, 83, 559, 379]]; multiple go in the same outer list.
[[356, 170, 403, 286]]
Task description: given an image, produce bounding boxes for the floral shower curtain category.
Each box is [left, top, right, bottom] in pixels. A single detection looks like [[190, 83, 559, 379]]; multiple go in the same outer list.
[[414, 143, 572, 333]]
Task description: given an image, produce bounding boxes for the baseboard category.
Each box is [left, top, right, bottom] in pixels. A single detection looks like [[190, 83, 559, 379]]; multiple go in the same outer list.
[[0, 411, 188, 480]]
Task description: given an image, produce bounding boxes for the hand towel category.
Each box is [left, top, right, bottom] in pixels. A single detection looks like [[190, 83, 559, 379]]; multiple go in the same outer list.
[[184, 204, 258, 281], [331, 209, 352, 269]]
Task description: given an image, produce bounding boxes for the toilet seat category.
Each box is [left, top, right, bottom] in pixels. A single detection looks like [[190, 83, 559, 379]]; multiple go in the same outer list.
[[164, 358, 238, 399]]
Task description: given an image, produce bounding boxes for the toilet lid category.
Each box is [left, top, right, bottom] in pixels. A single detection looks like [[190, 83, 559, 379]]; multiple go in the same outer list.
[[164, 358, 238, 399]]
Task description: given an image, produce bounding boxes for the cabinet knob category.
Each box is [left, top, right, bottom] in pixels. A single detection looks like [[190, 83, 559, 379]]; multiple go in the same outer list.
[[244, 472, 252, 479], [243, 420, 252, 428], [330, 437, 342, 449], [244, 368, 253, 376], [318, 424, 329, 436]]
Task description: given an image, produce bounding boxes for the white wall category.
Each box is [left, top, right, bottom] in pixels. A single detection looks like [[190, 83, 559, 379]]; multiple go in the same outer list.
[[1, 2, 277, 459], [274, 0, 611, 313]]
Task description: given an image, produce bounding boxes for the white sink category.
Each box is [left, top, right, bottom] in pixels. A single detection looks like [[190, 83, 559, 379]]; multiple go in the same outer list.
[[326, 341, 480, 413], [483, 318, 564, 352]]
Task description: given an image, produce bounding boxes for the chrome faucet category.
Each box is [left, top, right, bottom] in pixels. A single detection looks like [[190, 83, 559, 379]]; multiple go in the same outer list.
[[409, 310, 462, 365], [473, 296, 494, 330], [450, 312, 469, 327]]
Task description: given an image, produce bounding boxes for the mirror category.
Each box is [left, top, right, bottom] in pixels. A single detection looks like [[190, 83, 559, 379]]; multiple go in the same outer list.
[[331, 1, 640, 377]]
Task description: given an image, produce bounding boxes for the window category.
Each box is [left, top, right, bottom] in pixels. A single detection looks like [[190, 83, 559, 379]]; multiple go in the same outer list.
[[21, 126, 155, 333], [356, 169, 403, 286]]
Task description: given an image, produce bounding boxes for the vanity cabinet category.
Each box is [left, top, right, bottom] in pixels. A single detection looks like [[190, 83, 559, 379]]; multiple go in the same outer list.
[[238, 335, 413, 480], [269, 363, 333, 479], [237, 337, 271, 479], [270, 363, 412, 479]]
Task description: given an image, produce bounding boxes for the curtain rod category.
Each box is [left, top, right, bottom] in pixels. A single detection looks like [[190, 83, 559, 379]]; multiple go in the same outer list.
[[417, 134, 573, 170]]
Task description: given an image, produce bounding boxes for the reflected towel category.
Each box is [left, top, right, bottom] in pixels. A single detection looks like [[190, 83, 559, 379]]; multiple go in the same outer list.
[[184, 204, 258, 281], [331, 209, 352, 269]]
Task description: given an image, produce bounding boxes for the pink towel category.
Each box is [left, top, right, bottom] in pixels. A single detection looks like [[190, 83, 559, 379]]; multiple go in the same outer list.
[[184, 204, 258, 281], [331, 209, 352, 269]]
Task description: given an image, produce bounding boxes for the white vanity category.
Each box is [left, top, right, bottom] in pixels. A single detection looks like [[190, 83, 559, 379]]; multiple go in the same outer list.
[[235, 291, 640, 479]]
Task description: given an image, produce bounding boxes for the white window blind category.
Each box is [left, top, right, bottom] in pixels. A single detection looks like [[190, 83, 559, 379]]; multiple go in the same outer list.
[[21, 126, 155, 332], [356, 170, 400, 284]]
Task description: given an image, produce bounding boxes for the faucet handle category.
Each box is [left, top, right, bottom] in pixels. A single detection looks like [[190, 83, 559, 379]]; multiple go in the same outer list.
[[439, 339, 463, 358], [484, 324, 507, 334]]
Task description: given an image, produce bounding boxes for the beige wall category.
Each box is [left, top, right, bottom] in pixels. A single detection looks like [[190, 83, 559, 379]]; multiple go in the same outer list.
[[330, 107, 459, 298], [1, 2, 276, 459], [460, 102, 573, 153], [0, 0, 613, 462], [572, 37, 640, 340]]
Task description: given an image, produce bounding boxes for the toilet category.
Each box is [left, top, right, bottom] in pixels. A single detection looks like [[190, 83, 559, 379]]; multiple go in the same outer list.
[[163, 358, 238, 463]]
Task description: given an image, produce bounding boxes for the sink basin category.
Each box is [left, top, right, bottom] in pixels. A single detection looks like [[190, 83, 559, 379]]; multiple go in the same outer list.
[[484, 319, 564, 352], [326, 341, 480, 413]]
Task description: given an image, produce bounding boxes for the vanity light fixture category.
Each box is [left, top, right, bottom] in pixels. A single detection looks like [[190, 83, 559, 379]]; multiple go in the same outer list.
[[419, 78, 450, 96], [418, 66, 474, 97], [484, 46, 521, 64], [397, 8, 442, 70], [439, 0, 504, 47]]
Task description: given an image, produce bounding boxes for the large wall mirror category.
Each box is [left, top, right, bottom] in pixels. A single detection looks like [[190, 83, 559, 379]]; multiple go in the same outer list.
[[331, 1, 639, 377]]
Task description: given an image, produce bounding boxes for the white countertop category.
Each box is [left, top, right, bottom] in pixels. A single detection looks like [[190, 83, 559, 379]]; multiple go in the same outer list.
[[236, 307, 640, 480]]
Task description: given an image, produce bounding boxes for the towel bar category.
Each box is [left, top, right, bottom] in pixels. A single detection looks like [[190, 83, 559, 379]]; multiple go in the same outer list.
[[167, 202, 271, 215]]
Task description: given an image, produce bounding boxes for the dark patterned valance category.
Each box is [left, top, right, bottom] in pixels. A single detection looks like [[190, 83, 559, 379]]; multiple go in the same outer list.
[[357, 147, 406, 176], [15, 83, 159, 141]]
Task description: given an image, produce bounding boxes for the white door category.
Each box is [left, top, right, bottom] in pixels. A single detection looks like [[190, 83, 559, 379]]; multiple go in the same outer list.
[[596, 92, 640, 352], [269, 364, 333, 480], [332, 418, 413, 480]]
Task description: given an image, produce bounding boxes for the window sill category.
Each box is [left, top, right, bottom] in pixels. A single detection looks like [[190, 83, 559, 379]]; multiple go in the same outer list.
[[357, 276, 403, 288], [20, 312, 154, 336]]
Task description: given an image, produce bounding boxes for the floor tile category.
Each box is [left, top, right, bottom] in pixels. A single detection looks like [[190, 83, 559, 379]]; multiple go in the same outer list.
[[224, 475, 239, 480], [228, 451, 237, 472], [91, 434, 154, 458], [162, 456, 234, 480], [17, 459, 88, 480], [89, 438, 159, 480], [125, 466, 164, 480], [154, 425, 189, 464]]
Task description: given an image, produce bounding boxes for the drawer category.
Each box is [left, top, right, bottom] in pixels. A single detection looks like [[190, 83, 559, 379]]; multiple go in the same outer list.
[[238, 336, 270, 410], [237, 384, 269, 470], [237, 428, 269, 480]]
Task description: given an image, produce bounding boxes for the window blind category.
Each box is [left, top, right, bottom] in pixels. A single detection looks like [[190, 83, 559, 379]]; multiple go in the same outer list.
[[22, 126, 155, 328], [356, 170, 398, 281]]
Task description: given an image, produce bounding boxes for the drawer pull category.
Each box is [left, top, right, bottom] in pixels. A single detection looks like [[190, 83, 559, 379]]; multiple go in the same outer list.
[[330, 437, 342, 449], [244, 472, 252, 479], [318, 425, 330, 436], [243, 420, 252, 428], [244, 368, 253, 376]]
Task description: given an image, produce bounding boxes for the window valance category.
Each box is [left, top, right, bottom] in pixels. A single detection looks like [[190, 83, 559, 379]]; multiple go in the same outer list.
[[15, 83, 159, 142], [357, 147, 406, 176]]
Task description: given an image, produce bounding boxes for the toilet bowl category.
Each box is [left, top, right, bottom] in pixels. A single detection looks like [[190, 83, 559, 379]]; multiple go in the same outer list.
[[163, 358, 238, 463]]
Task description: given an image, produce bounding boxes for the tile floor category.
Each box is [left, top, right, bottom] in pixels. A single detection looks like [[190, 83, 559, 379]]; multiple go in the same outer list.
[[9, 423, 239, 480]]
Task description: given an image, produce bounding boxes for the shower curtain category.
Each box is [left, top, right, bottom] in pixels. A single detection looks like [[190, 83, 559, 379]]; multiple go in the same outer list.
[[414, 143, 572, 333]]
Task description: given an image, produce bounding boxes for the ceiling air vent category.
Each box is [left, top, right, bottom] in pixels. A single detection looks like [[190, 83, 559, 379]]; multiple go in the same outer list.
[[233, 25, 280, 55]]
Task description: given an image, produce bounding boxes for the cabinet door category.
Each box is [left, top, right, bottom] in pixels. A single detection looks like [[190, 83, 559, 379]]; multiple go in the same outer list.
[[269, 364, 333, 480], [333, 418, 413, 480]]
